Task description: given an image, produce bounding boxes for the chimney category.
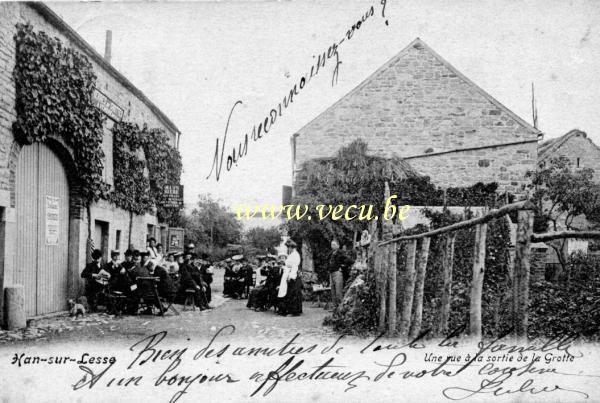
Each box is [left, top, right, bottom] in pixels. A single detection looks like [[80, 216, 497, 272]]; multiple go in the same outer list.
[[104, 30, 112, 63]]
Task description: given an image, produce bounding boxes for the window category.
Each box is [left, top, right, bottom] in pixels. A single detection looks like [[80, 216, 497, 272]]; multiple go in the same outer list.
[[577, 157, 581, 168]]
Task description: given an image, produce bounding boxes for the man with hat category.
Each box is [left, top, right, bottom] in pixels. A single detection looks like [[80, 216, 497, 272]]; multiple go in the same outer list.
[[140, 250, 152, 268], [222, 257, 236, 297], [105, 250, 121, 276], [106, 250, 131, 295], [178, 249, 209, 309], [121, 249, 135, 274], [184, 242, 195, 255], [132, 251, 151, 279], [328, 238, 354, 310], [113, 249, 138, 314], [229, 255, 246, 299], [81, 249, 110, 311]]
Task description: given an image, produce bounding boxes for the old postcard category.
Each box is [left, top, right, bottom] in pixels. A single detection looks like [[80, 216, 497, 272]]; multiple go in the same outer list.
[[0, 0, 599, 401]]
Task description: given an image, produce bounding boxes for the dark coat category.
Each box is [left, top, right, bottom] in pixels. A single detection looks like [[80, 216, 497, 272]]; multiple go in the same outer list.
[[81, 261, 103, 280], [178, 261, 198, 291], [328, 249, 354, 281]]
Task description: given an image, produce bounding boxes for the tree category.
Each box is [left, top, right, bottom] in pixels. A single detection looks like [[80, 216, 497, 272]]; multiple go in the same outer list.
[[289, 139, 416, 280], [182, 194, 243, 249], [243, 227, 281, 255], [527, 156, 600, 272]]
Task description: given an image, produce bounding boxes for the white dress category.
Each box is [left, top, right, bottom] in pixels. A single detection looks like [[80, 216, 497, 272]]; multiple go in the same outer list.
[[277, 250, 300, 298]]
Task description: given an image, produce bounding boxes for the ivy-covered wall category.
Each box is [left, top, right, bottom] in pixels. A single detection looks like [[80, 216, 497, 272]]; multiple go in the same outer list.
[[111, 121, 182, 220], [0, 3, 184, 320], [11, 22, 182, 219], [13, 23, 109, 203]]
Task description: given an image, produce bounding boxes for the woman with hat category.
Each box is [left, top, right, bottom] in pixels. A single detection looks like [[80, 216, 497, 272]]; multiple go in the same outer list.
[[165, 252, 180, 274], [277, 239, 303, 316]]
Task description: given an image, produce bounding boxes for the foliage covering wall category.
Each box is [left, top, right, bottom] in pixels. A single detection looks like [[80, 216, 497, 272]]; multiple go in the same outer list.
[[111, 122, 182, 221], [13, 24, 183, 222], [13, 23, 109, 202]]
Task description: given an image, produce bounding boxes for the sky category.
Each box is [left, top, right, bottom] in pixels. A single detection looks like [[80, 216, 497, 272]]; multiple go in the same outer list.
[[48, 0, 600, 211]]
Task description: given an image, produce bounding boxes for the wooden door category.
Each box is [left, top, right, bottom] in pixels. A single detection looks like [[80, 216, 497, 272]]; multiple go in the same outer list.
[[15, 143, 70, 316]]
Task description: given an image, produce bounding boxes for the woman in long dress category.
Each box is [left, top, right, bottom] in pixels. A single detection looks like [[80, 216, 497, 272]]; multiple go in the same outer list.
[[277, 239, 302, 316]]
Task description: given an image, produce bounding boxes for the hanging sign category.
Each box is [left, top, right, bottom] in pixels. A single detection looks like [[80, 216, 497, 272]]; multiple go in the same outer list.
[[162, 184, 184, 209], [46, 195, 60, 246]]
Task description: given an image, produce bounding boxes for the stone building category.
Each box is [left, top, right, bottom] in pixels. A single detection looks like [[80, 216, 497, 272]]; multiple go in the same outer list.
[[0, 3, 181, 321], [538, 129, 600, 263], [538, 129, 600, 178], [291, 38, 542, 194]]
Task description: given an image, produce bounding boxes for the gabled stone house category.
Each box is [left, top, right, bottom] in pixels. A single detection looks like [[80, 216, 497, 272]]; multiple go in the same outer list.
[[538, 129, 600, 179], [538, 129, 600, 263], [291, 38, 542, 195]]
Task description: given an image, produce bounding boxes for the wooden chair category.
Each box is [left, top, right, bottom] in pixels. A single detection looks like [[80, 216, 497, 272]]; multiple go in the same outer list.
[[183, 289, 196, 311], [136, 277, 164, 316]]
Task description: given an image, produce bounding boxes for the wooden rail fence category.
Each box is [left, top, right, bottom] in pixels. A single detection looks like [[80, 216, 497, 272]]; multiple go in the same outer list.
[[373, 181, 600, 339]]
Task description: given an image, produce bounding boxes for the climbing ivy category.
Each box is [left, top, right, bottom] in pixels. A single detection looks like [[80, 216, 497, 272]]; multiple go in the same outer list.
[[142, 127, 183, 222], [13, 24, 183, 219], [111, 122, 182, 219], [13, 23, 109, 203], [111, 122, 152, 214]]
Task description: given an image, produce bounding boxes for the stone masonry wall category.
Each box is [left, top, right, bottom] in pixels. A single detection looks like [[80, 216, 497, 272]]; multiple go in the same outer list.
[[543, 132, 600, 182], [408, 141, 537, 193], [294, 39, 539, 193]]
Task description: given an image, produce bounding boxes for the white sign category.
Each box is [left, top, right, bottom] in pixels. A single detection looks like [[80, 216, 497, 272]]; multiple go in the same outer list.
[[45, 196, 59, 246]]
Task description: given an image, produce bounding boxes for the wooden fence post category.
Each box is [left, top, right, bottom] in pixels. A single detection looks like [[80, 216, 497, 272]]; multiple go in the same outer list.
[[388, 242, 397, 336], [376, 238, 387, 333], [381, 182, 397, 336], [513, 208, 533, 338], [409, 237, 431, 338], [399, 239, 417, 338], [437, 232, 456, 336], [469, 223, 488, 338], [377, 181, 393, 332]]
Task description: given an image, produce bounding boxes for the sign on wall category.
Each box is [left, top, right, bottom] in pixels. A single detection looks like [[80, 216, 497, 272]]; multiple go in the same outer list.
[[162, 184, 184, 209], [168, 227, 185, 253], [92, 88, 124, 122], [45, 196, 59, 246]]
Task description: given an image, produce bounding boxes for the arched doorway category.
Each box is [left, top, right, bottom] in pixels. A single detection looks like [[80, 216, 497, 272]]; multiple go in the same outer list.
[[15, 142, 70, 316]]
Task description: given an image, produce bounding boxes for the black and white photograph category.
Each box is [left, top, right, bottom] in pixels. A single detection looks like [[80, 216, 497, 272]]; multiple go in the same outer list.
[[0, 1, 599, 401]]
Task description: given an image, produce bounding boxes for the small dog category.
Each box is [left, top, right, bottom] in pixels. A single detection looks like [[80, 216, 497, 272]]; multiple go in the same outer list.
[[68, 299, 86, 318]]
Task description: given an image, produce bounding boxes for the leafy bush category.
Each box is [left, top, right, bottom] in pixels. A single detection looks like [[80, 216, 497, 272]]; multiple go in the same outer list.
[[323, 276, 379, 336], [528, 252, 600, 340]]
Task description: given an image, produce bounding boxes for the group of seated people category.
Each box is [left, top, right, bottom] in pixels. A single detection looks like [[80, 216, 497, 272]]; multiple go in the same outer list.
[[80, 240, 213, 314], [246, 254, 285, 311], [246, 239, 303, 316], [222, 254, 255, 299]]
